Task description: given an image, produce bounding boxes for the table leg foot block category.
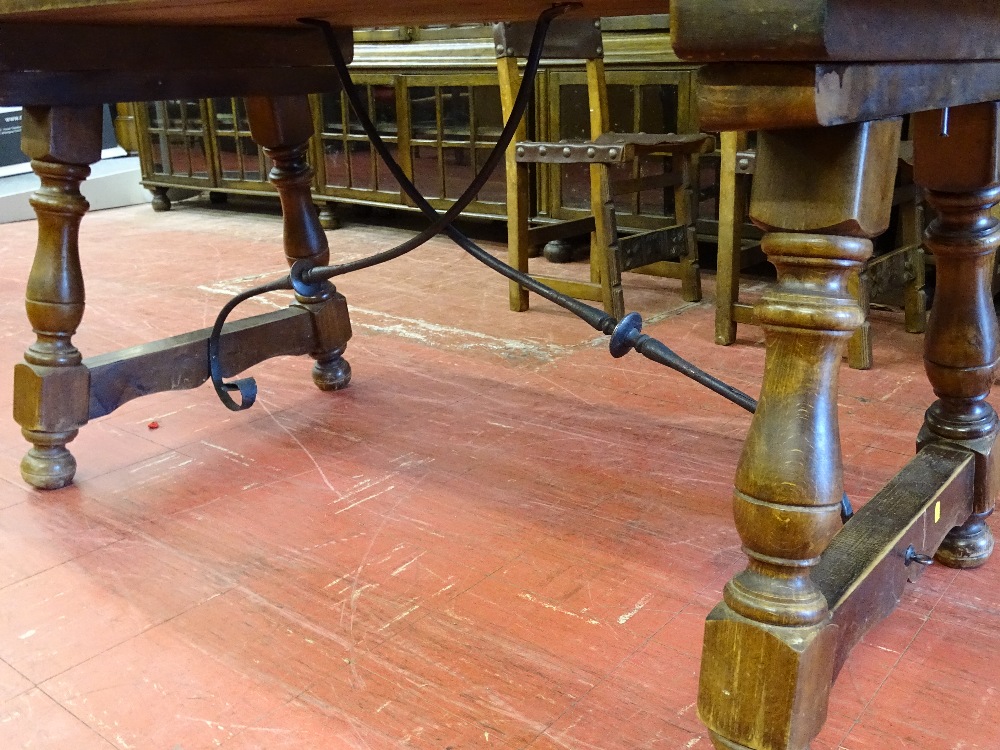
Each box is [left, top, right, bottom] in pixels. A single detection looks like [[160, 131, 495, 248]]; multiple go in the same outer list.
[[300, 291, 352, 392], [699, 607, 837, 750]]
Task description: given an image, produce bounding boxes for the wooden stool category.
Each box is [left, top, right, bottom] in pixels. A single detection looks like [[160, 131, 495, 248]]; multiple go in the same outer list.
[[494, 18, 713, 320]]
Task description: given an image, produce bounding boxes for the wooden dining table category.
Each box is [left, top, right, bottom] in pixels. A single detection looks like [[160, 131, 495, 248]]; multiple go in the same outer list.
[[5, 2, 1000, 749]]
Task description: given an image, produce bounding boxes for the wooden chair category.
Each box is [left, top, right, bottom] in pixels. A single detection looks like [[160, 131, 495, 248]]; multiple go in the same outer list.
[[494, 18, 713, 320], [714, 131, 927, 369]]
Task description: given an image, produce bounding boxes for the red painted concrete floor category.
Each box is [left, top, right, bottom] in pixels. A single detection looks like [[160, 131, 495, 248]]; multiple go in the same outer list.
[[0, 196, 998, 749]]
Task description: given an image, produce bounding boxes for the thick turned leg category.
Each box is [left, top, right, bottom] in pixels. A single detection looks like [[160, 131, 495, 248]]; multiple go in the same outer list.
[[13, 106, 104, 489], [912, 103, 1000, 568], [699, 120, 901, 750], [245, 96, 352, 391]]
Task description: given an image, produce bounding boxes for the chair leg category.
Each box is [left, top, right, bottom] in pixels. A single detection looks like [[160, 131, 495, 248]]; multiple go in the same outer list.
[[715, 131, 747, 344], [593, 162, 625, 319], [588, 225, 602, 284], [507, 160, 532, 312], [675, 154, 702, 303], [497, 55, 530, 312], [903, 253, 928, 334], [846, 266, 874, 370], [900, 199, 928, 334]]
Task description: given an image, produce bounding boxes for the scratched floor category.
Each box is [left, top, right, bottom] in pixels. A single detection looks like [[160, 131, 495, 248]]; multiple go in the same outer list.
[[0, 196, 998, 750]]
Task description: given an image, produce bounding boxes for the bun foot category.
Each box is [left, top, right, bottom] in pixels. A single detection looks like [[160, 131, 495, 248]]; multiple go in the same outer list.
[[21, 438, 77, 490], [542, 237, 588, 264], [312, 351, 351, 391], [150, 186, 171, 212], [936, 511, 994, 569]]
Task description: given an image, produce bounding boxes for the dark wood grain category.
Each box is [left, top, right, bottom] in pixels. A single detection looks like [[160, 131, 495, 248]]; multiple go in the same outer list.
[[246, 95, 353, 391], [913, 103, 1000, 569], [0, 23, 350, 104], [0, 23, 347, 71], [13, 106, 104, 490], [698, 62, 1000, 131], [85, 308, 320, 419], [673, 0, 1000, 63], [0, 68, 344, 106], [0, 0, 664, 26]]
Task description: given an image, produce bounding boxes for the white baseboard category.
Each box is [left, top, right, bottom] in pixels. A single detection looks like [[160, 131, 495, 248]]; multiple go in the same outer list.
[[0, 155, 149, 224]]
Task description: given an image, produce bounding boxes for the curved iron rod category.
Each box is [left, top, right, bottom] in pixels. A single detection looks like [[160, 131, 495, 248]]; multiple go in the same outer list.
[[297, 3, 575, 281], [297, 23, 855, 522], [207, 276, 290, 410], [303, 10, 617, 333], [608, 313, 853, 520], [207, 5, 574, 406], [205, 7, 855, 523]]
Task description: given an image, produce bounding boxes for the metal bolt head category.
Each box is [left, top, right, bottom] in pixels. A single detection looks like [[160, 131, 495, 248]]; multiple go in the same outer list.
[[904, 544, 934, 566], [595, 46, 603, 55], [737, 157, 750, 170], [586, 147, 596, 158], [506, 46, 514, 56], [562, 146, 572, 157], [538, 145, 548, 156], [608, 148, 619, 159], [495, 44, 504, 54], [516, 146, 525, 157]]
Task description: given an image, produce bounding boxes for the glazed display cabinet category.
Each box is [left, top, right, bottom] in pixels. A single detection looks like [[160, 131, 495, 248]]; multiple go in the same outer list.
[[131, 17, 711, 231]]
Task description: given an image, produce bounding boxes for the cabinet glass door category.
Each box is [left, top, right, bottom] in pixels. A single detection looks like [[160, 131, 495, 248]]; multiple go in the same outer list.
[[315, 77, 404, 202], [140, 99, 214, 186], [209, 98, 275, 190], [403, 73, 506, 216]]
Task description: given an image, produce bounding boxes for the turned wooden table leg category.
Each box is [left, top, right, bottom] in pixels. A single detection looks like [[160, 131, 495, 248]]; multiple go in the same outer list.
[[245, 95, 352, 391], [699, 120, 901, 750], [913, 103, 1000, 568], [13, 106, 104, 489]]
